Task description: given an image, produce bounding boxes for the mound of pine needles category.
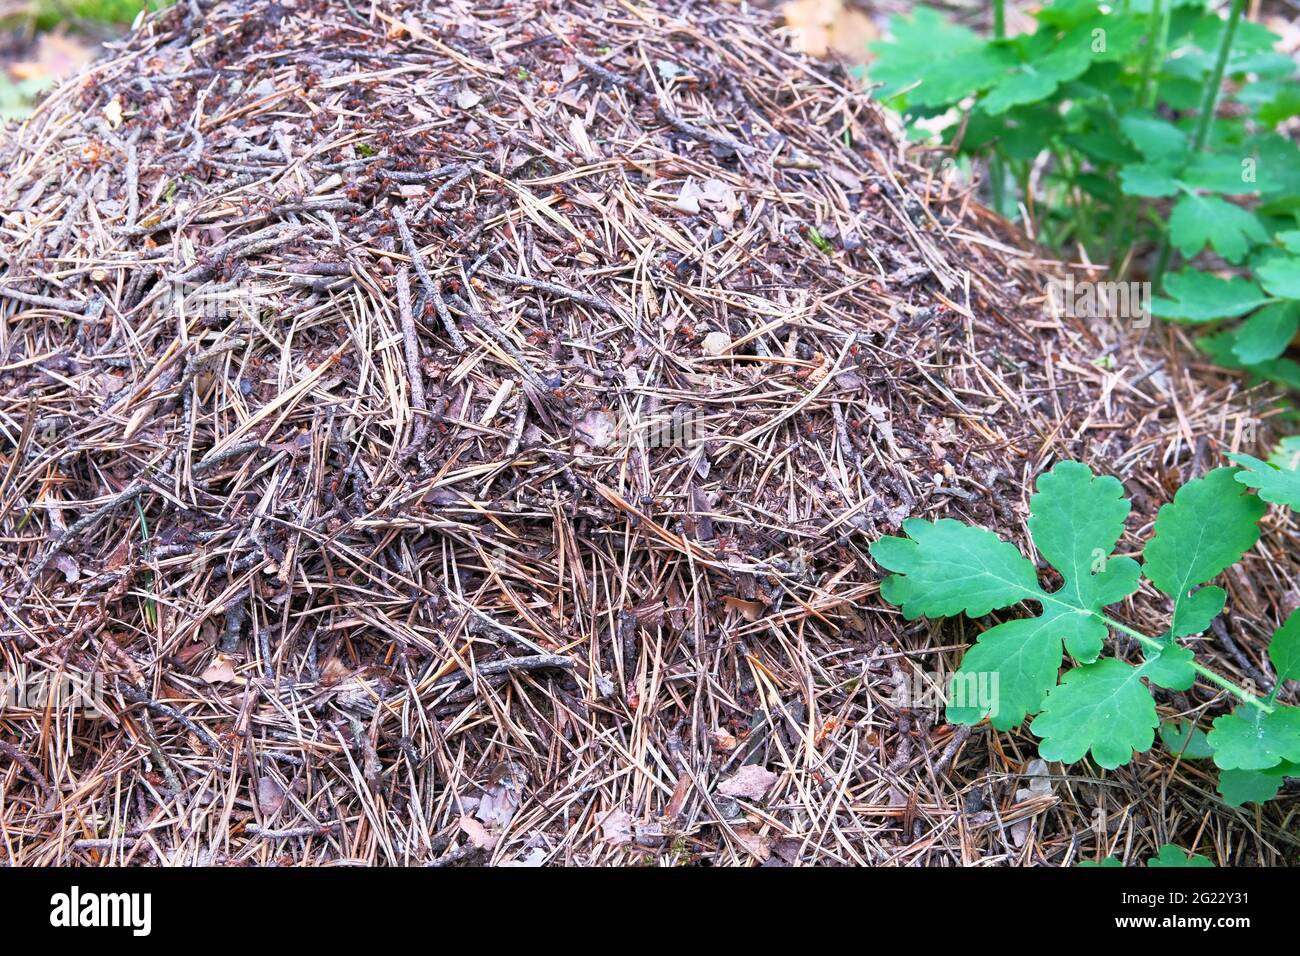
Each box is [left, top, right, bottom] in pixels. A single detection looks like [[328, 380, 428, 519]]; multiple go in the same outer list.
[[0, 0, 1295, 865]]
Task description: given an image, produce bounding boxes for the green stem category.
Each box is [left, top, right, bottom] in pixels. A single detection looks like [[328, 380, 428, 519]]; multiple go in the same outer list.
[[1152, 0, 1248, 290], [1191, 0, 1248, 154], [1051, 146, 1089, 253], [1136, 0, 1168, 110], [991, 155, 1007, 219], [987, 0, 1008, 219], [1100, 614, 1273, 713]]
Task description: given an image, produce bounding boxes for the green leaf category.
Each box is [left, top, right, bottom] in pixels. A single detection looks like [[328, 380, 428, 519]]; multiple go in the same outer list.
[[1143, 644, 1196, 691], [1031, 658, 1158, 769], [1198, 330, 1300, 390], [871, 518, 1041, 619], [1217, 762, 1298, 806], [1026, 461, 1139, 661], [881, 463, 1141, 736], [1160, 719, 1215, 759], [979, 26, 1097, 116], [1120, 113, 1189, 162], [1085, 16, 1147, 63], [1256, 256, 1300, 300], [1231, 302, 1300, 365], [1268, 608, 1300, 687], [1149, 270, 1271, 322], [982, 69, 1061, 115], [1257, 87, 1300, 127], [869, 7, 986, 103], [1228, 452, 1300, 510], [1180, 153, 1274, 194], [1272, 437, 1300, 470], [1034, 0, 1105, 30], [1142, 468, 1266, 638], [1193, 15, 1281, 57], [1168, 194, 1268, 264], [1078, 856, 1123, 868], [945, 464, 1142, 731], [1254, 134, 1300, 206], [1208, 705, 1300, 770], [870, 9, 1021, 110], [1210, 613, 1300, 786], [1147, 844, 1215, 867], [1119, 163, 1183, 198], [944, 616, 1062, 730]]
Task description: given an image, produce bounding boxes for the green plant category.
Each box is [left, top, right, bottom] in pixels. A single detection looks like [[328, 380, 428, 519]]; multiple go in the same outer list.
[[870, 457, 1300, 807], [1081, 843, 1216, 866], [0, 74, 53, 121], [867, 0, 1300, 398], [32, 0, 168, 29]]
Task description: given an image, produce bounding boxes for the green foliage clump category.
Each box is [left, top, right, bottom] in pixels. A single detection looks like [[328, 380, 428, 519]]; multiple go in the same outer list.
[[871, 453, 1300, 808], [867, 0, 1300, 400], [34, 0, 168, 28]]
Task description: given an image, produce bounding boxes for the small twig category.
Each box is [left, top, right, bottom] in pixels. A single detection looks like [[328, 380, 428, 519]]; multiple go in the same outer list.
[[125, 138, 140, 227], [1212, 617, 1273, 693], [395, 267, 429, 454], [0, 741, 55, 809], [394, 207, 467, 352], [0, 285, 84, 311], [246, 822, 340, 839], [435, 653, 574, 689], [116, 680, 222, 751], [478, 267, 618, 315], [932, 725, 972, 776]]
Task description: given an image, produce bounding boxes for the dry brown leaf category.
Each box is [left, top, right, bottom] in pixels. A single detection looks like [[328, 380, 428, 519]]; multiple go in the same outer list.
[[783, 0, 877, 60], [717, 764, 778, 800], [598, 808, 633, 845], [255, 776, 286, 814], [732, 826, 772, 862], [710, 728, 740, 752], [201, 654, 238, 684], [459, 814, 497, 849], [722, 595, 763, 621]]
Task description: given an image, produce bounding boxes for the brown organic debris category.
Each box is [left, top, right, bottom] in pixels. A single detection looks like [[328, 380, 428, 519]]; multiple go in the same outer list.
[[0, 0, 1295, 868]]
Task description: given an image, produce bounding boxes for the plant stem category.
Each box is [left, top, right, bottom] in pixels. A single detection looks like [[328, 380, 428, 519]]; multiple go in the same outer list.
[[988, 0, 1008, 218], [991, 157, 1007, 218], [1152, 0, 1248, 290], [1191, 0, 1248, 154], [1136, 0, 1167, 110], [1100, 613, 1273, 713]]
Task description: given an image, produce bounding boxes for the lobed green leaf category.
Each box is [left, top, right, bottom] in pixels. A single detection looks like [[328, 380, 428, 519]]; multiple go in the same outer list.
[[1149, 270, 1271, 322], [1142, 467, 1265, 638], [1147, 844, 1215, 867], [871, 518, 1041, 620], [1208, 705, 1300, 770], [1228, 452, 1300, 510], [1031, 657, 1158, 769], [1231, 302, 1300, 365], [1167, 193, 1268, 264]]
